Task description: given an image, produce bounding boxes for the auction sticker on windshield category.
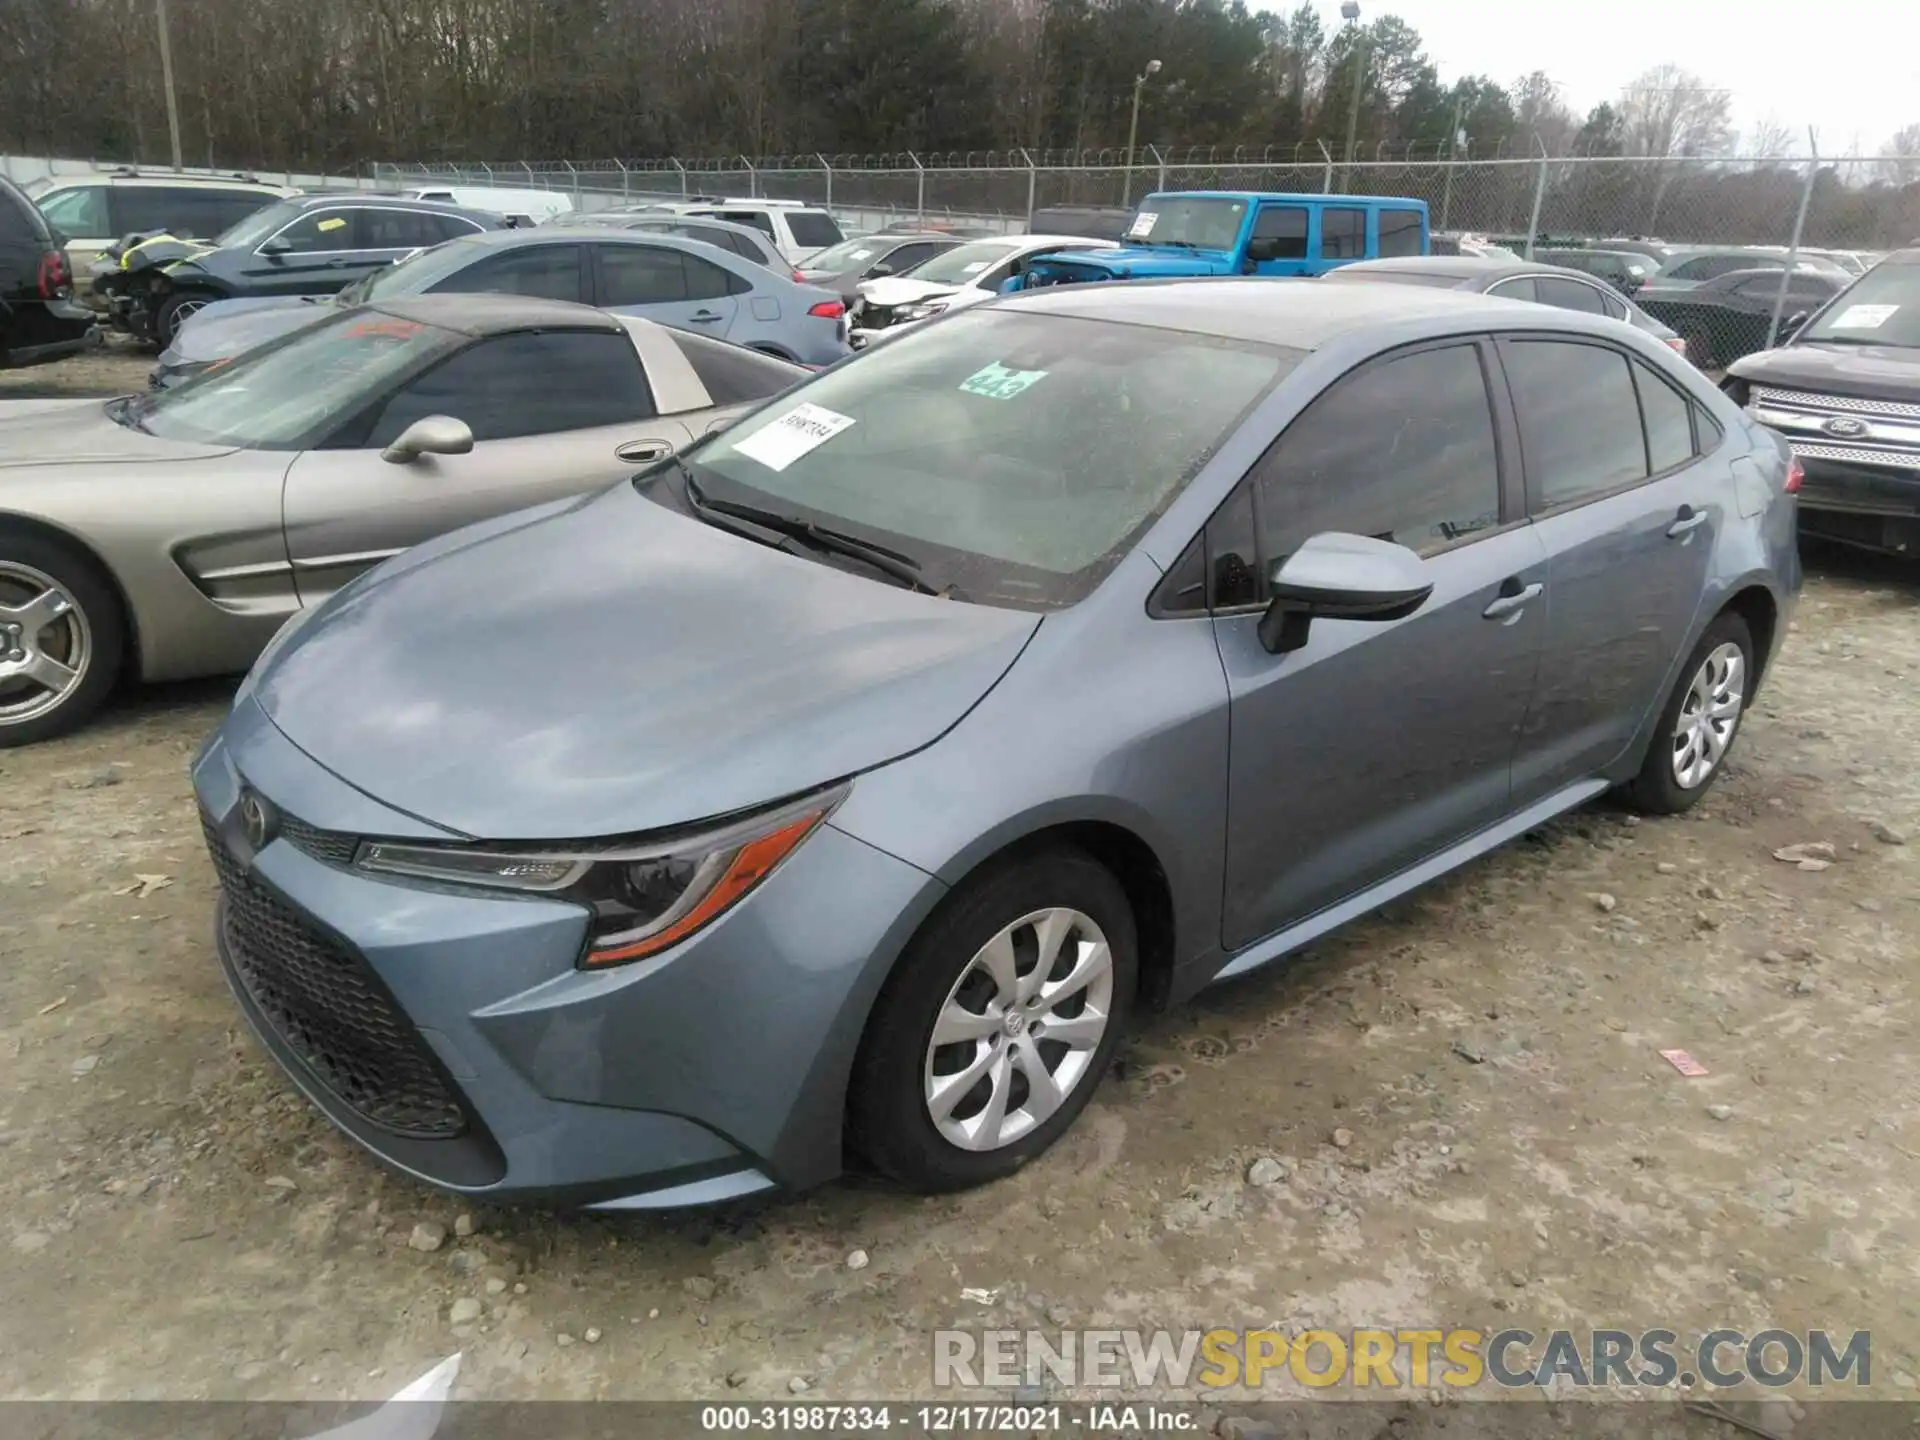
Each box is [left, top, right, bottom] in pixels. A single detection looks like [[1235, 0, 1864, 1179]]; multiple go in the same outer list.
[[1830, 304, 1898, 329], [731, 402, 857, 472], [959, 362, 1048, 400], [1127, 212, 1158, 239]]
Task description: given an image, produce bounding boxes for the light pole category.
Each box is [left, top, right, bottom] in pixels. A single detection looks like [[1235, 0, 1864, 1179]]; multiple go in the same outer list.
[[154, 0, 183, 169], [1123, 59, 1162, 207], [1339, 0, 1365, 192]]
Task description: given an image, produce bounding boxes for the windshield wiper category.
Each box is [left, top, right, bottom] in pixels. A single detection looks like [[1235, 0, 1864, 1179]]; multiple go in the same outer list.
[[680, 464, 950, 597]]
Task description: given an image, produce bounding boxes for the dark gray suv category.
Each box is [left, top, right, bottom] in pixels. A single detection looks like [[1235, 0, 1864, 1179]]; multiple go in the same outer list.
[[195, 279, 1801, 1210], [137, 194, 505, 345]]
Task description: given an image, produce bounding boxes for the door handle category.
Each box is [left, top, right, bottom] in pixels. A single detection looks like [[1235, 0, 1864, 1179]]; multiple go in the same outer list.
[[616, 439, 674, 464], [1482, 581, 1543, 620], [1667, 505, 1708, 538], [688, 310, 724, 323]]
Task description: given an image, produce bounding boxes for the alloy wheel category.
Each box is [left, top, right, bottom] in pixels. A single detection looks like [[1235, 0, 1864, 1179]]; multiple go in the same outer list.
[[922, 907, 1114, 1152], [0, 561, 92, 727], [1670, 640, 1744, 789]]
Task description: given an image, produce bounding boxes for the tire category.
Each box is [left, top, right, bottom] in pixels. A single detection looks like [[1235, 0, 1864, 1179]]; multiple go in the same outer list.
[[0, 528, 126, 748], [1626, 611, 1754, 815], [154, 290, 214, 349], [848, 846, 1138, 1191]]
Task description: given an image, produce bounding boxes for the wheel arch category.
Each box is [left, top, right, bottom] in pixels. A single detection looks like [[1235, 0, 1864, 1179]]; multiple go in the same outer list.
[[1720, 581, 1779, 691], [0, 510, 140, 677], [747, 341, 800, 363]]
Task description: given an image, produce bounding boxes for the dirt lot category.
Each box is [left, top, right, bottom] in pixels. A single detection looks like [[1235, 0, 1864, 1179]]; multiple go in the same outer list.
[[2, 348, 1918, 1411]]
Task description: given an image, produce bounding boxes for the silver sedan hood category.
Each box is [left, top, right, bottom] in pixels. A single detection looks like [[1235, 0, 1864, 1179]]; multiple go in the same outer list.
[[0, 402, 237, 469]]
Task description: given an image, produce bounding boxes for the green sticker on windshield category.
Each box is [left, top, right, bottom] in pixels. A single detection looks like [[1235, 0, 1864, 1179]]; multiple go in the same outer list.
[[959, 362, 1048, 400]]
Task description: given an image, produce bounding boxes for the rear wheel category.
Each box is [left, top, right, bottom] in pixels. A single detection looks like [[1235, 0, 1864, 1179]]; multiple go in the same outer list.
[[0, 529, 125, 747], [848, 847, 1137, 1191], [1626, 611, 1753, 815]]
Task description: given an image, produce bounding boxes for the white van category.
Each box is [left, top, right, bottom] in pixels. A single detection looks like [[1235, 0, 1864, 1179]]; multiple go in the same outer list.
[[394, 186, 574, 226], [639, 200, 845, 264]]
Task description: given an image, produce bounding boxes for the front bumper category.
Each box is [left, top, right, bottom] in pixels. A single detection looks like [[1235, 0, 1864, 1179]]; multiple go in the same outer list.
[[192, 698, 942, 1207], [1791, 451, 1920, 555]]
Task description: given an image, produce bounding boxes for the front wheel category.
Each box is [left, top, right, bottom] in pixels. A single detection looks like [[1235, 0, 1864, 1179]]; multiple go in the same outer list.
[[848, 847, 1137, 1191], [1626, 611, 1753, 815], [154, 290, 214, 348], [0, 530, 126, 748]]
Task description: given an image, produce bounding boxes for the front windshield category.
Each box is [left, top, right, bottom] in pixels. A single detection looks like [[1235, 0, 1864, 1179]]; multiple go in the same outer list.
[[806, 237, 885, 272], [122, 309, 464, 449], [1799, 262, 1920, 347], [904, 240, 1020, 287], [213, 199, 306, 250], [678, 308, 1301, 608], [1125, 196, 1248, 251]]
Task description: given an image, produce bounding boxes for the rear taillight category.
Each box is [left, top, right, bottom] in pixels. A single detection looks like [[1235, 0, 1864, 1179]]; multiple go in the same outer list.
[[808, 299, 846, 319], [37, 249, 71, 299], [1784, 456, 1804, 494], [791, 269, 807, 283]]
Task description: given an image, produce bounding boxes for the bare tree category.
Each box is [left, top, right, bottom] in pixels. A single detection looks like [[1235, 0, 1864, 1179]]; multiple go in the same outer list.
[[1881, 122, 1920, 186], [1743, 113, 1797, 163], [1619, 65, 1734, 158]]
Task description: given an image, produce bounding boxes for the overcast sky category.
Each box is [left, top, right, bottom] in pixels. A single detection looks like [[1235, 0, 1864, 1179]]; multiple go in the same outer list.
[[1314, 0, 1920, 156]]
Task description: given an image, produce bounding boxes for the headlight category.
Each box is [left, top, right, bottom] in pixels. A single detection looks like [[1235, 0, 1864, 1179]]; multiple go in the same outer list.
[[898, 300, 949, 321], [353, 786, 845, 967]]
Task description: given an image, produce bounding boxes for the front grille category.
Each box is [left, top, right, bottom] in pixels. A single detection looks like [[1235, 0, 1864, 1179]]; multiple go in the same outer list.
[[203, 813, 466, 1138], [279, 814, 361, 868], [1754, 386, 1920, 421], [1787, 439, 1920, 475]]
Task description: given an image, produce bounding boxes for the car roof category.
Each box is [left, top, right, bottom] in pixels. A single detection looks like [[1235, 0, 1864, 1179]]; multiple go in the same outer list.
[[1337, 256, 1519, 277], [364, 293, 622, 335], [999, 276, 1540, 348], [284, 193, 491, 216], [1141, 189, 1423, 206]]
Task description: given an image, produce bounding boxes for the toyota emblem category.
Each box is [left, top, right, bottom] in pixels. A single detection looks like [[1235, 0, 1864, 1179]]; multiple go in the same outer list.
[[1821, 415, 1868, 439], [240, 791, 273, 850]]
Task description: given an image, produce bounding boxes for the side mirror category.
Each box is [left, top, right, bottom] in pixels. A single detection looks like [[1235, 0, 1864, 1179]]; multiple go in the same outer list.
[[381, 415, 474, 464], [867, 262, 894, 277], [1256, 532, 1434, 655], [1784, 310, 1811, 340], [1245, 237, 1285, 265]]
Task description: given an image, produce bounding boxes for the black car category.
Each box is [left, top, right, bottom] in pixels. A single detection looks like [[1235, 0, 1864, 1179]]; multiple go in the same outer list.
[[795, 231, 965, 303], [118, 193, 507, 346], [1322, 256, 1685, 351], [0, 173, 95, 369], [1636, 266, 1851, 369], [1536, 246, 1657, 296], [1723, 247, 1920, 557]]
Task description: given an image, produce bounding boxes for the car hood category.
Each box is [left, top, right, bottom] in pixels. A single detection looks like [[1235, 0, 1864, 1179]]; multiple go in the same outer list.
[[255, 483, 1042, 840], [1035, 245, 1235, 277], [858, 275, 969, 307], [170, 295, 332, 365], [0, 401, 236, 469], [1728, 341, 1920, 405]]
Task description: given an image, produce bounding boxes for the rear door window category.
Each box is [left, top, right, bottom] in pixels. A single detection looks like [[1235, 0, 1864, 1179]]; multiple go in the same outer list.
[[1377, 209, 1425, 258], [1535, 276, 1610, 314], [597, 244, 690, 305], [1318, 207, 1367, 260], [684, 253, 748, 300], [356, 208, 454, 251], [1503, 338, 1649, 510]]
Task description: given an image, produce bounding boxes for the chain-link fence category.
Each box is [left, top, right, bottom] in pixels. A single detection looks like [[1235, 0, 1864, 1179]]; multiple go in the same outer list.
[[372, 149, 1920, 251]]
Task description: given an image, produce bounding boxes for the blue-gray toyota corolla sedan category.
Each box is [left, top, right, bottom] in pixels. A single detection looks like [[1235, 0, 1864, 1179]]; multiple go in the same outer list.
[[193, 279, 1801, 1210]]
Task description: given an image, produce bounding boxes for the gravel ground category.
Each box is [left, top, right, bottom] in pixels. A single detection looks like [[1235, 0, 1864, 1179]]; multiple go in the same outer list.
[[1, 349, 1918, 1410], [0, 335, 152, 400]]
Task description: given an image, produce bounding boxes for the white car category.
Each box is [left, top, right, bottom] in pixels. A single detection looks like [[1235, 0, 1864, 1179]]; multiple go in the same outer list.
[[848, 234, 1118, 348], [395, 186, 575, 226], [635, 199, 846, 265]]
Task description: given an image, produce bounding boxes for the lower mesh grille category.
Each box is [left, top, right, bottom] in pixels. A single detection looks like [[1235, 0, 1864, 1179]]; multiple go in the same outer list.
[[203, 812, 467, 1138]]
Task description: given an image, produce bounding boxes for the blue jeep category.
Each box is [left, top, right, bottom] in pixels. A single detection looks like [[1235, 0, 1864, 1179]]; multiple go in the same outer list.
[[1004, 190, 1429, 291]]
